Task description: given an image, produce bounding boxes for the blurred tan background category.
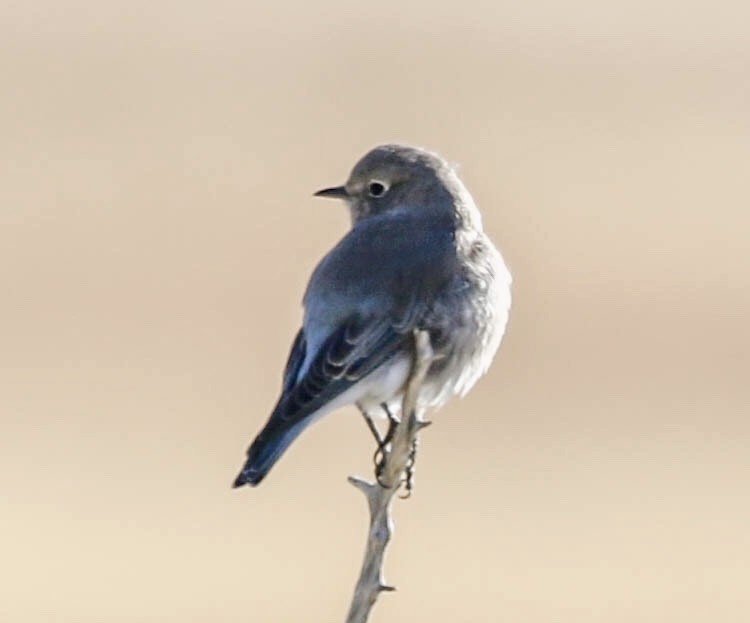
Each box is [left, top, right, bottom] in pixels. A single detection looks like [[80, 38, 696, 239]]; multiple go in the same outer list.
[[1, 1, 749, 621]]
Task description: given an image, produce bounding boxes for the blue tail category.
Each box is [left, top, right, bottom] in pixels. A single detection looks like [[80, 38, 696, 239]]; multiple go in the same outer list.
[[233, 416, 312, 487]]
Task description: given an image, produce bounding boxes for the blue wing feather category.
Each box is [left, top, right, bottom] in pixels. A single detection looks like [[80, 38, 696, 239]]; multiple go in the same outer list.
[[233, 316, 407, 487]]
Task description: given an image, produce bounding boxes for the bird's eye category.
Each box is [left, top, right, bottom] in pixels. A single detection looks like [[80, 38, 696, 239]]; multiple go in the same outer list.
[[367, 181, 388, 198]]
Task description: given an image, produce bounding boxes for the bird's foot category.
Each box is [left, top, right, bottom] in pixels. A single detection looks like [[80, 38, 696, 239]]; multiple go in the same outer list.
[[365, 403, 423, 493], [399, 435, 419, 499], [371, 403, 400, 487]]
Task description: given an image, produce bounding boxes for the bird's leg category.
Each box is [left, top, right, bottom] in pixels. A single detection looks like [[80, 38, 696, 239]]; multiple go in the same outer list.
[[359, 407, 384, 446], [359, 407, 390, 478], [374, 403, 400, 487], [380, 403, 399, 446]]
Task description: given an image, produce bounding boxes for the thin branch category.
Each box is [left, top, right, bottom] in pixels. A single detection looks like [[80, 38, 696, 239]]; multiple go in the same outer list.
[[345, 330, 435, 623]]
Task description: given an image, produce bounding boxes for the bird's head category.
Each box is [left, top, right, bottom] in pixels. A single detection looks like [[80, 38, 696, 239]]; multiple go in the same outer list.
[[314, 144, 465, 225]]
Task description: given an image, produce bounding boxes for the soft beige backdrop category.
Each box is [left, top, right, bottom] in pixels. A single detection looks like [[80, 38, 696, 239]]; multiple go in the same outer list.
[[2, 1, 748, 621]]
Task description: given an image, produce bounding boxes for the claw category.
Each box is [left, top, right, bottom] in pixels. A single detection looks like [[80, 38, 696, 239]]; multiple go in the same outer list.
[[364, 403, 423, 493], [399, 435, 419, 499]]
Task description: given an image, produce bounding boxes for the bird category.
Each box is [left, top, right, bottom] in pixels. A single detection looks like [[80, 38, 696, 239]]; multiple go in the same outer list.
[[233, 144, 511, 487]]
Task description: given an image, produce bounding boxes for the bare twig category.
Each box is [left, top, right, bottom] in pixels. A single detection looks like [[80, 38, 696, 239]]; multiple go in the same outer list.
[[345, 330, 435, 623]]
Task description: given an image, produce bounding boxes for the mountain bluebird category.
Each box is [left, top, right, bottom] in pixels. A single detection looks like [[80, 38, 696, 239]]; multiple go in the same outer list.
[[233, 144, 511, 487]]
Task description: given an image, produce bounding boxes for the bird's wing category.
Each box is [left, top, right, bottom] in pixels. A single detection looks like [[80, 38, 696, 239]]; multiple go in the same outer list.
[[276, 317, 401, 419], [235, 314, 407, 487], [280, 329, 306, 396], [289, 211, 457, 414], [277, 315, 404, 422], [235, 213, 457, 486]]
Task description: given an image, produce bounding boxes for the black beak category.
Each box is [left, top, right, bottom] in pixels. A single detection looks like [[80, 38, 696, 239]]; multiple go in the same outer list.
[[313, 185, 349, 199]]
